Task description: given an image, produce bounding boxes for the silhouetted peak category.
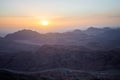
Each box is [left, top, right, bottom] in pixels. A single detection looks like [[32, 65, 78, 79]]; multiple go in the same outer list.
[[64, 29, 83, 35], [14, 29, 40, 35], [5, 29, 41, 40], [87, 27, 101, 31]]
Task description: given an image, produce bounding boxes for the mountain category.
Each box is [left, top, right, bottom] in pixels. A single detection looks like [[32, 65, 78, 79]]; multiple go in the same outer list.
[[85, 27, 109, 36], [1, 27, 120, 79], [0, 45, 120, 71], [5, 29, 88, 45], [91, 28, 120, 47], [0, 38, 39, 53], [4, 27, 120, 48], [5, 29, 41, 40], [0, 36, 3, 39]]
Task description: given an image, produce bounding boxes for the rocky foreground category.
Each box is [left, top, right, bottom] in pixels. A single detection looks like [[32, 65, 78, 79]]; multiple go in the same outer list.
[[0, 68, 120, 80]]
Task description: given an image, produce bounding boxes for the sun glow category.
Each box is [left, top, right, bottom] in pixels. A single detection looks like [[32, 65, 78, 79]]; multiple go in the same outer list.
[[40, 20, 49, 26]]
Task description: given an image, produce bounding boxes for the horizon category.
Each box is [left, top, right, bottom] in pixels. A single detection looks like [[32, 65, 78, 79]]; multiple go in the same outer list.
[[0, 26, 120, 37], [0, 0, 120, 34]]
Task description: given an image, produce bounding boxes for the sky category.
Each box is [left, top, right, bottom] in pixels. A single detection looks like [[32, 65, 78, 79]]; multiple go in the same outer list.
[[0, 0, 120, 35]]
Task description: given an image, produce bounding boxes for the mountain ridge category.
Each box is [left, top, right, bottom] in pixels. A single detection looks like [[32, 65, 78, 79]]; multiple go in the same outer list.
[[4, 27, 120, 47]]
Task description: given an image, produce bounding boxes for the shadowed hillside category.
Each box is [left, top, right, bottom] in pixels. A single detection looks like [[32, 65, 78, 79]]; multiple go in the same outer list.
[[0, 45, 120, 71], [0, 27, 120, 80]]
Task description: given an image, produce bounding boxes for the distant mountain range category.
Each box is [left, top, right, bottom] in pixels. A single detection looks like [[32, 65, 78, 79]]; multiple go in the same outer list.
[[0, 27, 120, 80], [4, 27, 120, 47]]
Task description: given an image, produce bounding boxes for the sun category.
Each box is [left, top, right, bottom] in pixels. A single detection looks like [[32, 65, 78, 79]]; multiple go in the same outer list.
[[40, 20, 49, 26]]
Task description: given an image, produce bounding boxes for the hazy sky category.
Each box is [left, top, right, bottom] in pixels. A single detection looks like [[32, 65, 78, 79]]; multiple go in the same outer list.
[[0, 0, 120, 34]]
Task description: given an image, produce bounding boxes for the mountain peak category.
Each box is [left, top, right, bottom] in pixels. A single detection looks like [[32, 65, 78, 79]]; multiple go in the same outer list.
[[5, 29, 41, 40], [14, 29, 39, 34], [87, 27, 100, 31]]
